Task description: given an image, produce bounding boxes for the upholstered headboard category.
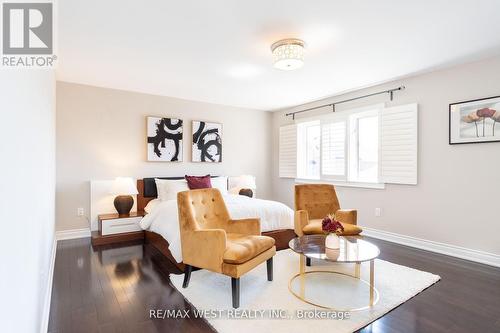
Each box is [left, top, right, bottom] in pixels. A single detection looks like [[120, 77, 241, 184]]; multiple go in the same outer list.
[[137, 176, 222, 212]]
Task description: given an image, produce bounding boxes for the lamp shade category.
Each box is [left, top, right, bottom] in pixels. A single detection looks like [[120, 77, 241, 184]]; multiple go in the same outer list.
[[232, 175, 256, 189], [110, 177, 138, 195]]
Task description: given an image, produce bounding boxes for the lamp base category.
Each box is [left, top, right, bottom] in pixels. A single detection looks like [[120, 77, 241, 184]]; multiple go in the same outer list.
[[238, 188, 254, 198], [114, 195, 134, 216]]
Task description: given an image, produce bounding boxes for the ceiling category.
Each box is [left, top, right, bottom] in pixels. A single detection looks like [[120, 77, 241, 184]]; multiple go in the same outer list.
[[57, 0, 500, 111]]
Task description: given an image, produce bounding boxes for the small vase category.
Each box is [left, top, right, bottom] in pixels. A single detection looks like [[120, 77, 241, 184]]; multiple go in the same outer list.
[[325, 248, 340, 260], [325, 233, 340, 249]]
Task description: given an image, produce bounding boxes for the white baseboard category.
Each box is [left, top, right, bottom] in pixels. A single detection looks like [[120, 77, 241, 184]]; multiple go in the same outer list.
[[55, 228, 91, 241], [40, 235, 57, 333], [361, 226, 500, 268]]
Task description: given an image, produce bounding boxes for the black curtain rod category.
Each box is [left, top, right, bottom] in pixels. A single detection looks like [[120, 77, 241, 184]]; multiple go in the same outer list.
[[285, 86, 406, 119]]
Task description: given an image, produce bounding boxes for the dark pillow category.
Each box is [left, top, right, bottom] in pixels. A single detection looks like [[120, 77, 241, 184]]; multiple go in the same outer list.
[[185, 175, 212, 189]]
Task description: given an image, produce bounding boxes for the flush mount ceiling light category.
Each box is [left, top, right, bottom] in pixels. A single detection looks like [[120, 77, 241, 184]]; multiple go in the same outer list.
[[271, 38, 305, 71]]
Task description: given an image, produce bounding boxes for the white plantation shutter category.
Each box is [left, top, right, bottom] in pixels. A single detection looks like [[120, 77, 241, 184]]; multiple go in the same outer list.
[[279, 124, 297, 178], [380, 103, 418, 185], [321, 120, 347, 179]]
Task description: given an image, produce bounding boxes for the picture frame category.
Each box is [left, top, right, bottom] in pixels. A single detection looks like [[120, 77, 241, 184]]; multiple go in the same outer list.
[[146, 116, 183, 161], [449, 95, 500, 145], [192, 120, 222, 162]]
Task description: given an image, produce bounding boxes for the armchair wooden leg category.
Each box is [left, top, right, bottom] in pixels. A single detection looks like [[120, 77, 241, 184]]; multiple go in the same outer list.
[[306, 257, 311, 267], [182, 265, 192, 288], [231, 277, 240, 308], [267, 257, 273, 281]]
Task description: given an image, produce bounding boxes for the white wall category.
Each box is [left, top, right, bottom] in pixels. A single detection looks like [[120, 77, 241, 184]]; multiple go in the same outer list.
[[0, 70, 56, 332], [56, 82, 272, 231], [272, 56, 500, 255]]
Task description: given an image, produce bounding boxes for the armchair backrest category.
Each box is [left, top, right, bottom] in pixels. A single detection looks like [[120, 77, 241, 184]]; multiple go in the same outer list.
[[177, 188, 231, 232], [295, 184, 340, 219]]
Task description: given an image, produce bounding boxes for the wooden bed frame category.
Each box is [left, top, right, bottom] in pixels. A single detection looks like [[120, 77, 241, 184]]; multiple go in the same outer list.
[[137, 179, 296, 272]]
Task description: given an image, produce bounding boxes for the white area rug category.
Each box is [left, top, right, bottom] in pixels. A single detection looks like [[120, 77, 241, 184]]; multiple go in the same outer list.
[[170, 249, 440, 333]]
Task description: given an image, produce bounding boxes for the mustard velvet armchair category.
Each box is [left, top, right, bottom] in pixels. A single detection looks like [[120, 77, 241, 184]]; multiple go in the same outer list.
[[294, 184, 362, 265], [177, 188, 276, 308]]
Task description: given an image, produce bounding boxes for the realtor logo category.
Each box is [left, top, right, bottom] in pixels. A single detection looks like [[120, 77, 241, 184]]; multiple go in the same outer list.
[[2, 3, 52, 54], [2, 2, 55, 67]]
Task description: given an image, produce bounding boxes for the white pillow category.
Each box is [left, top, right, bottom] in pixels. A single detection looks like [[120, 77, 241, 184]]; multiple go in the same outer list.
[[144, 198, 161, 214], [211, 176, 228, 195], [155, 178, 189, 201]]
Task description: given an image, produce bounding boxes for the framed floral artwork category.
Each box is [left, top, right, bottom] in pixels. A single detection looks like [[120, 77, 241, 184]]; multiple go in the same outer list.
[[449, 95, 500, 144]]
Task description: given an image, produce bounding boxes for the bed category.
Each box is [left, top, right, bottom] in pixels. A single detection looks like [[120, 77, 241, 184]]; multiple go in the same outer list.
[[137, 177, 296, 272]]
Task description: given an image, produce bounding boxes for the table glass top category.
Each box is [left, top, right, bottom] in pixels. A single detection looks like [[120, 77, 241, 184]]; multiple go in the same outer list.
[[289, 235, 380, 263]]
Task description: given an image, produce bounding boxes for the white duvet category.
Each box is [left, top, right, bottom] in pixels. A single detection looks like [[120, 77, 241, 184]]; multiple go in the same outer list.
[[140, 194, 294, 262]]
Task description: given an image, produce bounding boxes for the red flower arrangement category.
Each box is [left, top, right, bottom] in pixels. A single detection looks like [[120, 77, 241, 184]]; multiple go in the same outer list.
[[322, 214, 344, 235]]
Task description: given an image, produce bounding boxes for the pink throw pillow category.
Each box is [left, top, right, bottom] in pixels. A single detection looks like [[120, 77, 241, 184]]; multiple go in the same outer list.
[[185, 175, 212, 189]]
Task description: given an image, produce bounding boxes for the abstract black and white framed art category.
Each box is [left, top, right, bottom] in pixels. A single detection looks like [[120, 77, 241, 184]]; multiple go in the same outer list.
[[147, 117, 183, 161], [449, 95, 500, 144], [192, 120, 222, 162]]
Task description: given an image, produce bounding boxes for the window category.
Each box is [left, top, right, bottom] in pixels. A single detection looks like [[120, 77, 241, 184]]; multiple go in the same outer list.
[[297, 121, 320, 179], [297, 105, 381, 184], [321, 120, 346, 180], [279, 103, 418, 186], [349, 110, 379, 183]]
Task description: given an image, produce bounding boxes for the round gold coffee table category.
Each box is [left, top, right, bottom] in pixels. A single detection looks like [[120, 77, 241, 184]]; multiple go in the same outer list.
[[288, 234, 380, 311]]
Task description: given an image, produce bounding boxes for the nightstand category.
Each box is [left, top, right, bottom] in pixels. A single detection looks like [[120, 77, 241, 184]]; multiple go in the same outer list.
[[91, 211, 145, 246]]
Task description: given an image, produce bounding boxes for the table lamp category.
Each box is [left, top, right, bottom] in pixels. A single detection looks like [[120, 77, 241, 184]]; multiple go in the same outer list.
[[110, 177, 138, 215], [229, 175, 256, 197]]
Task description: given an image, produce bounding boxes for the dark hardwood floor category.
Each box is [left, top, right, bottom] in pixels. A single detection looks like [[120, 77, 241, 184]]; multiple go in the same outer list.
[[48, 237, 500, 333]]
